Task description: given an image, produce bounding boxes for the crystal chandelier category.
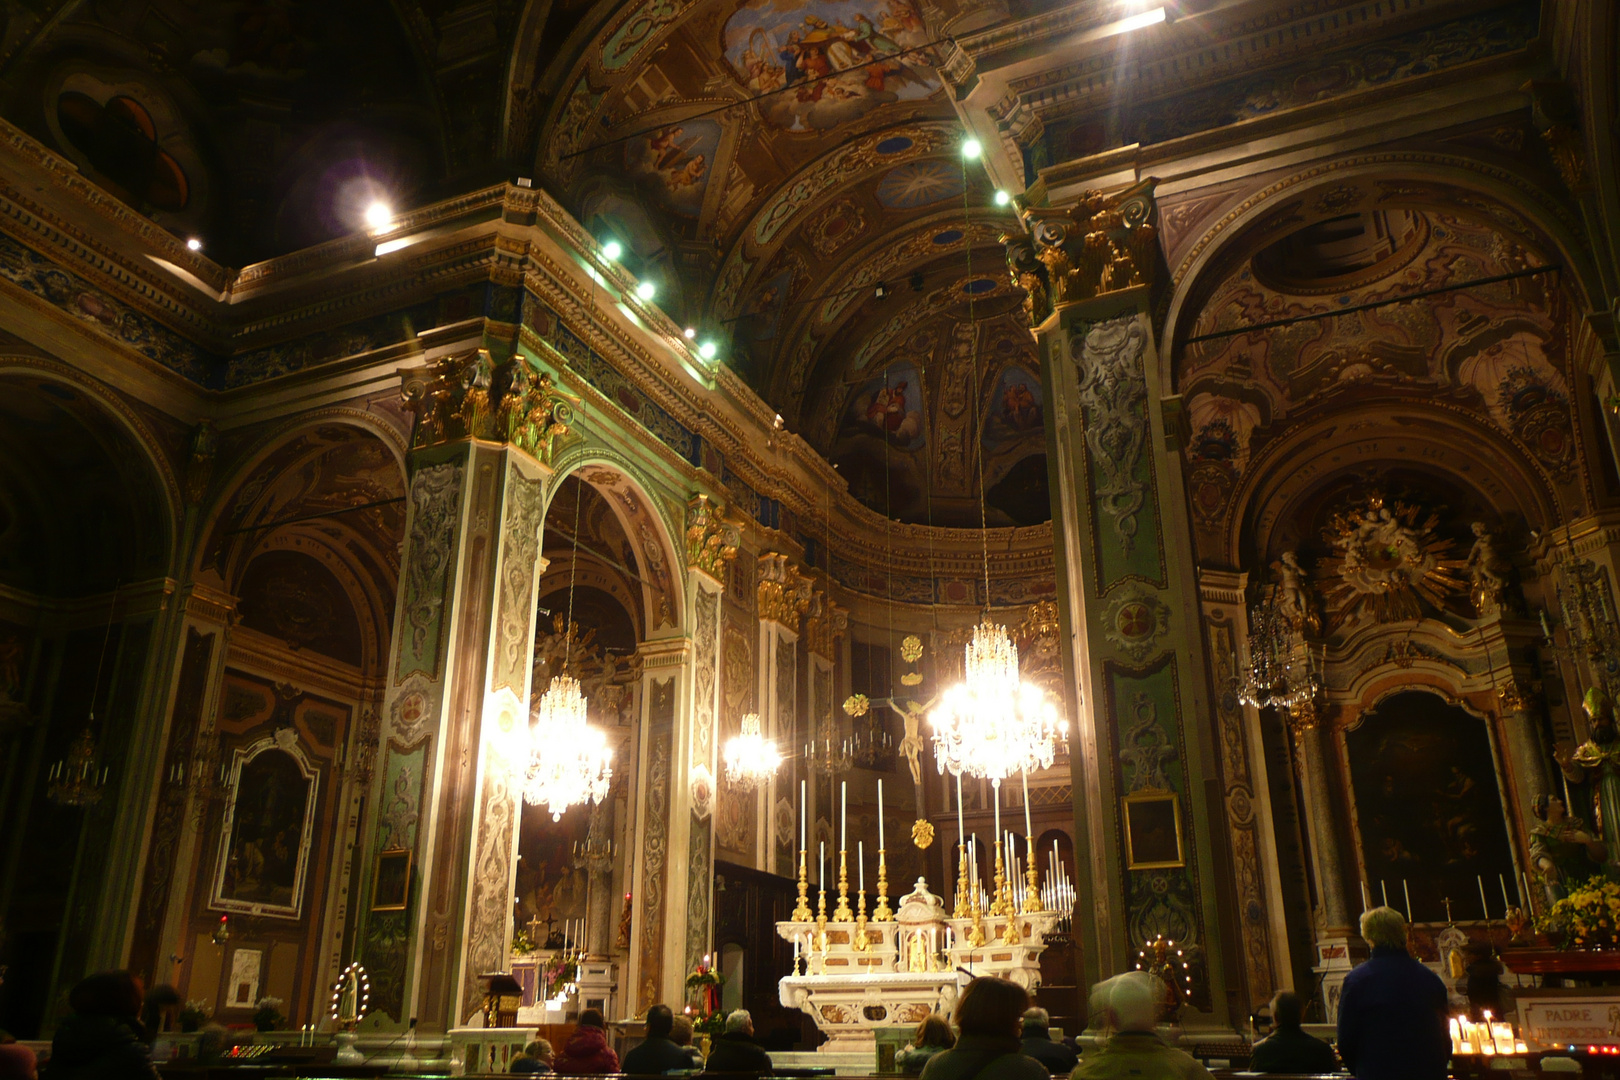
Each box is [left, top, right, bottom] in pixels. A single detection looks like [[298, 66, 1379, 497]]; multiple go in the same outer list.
[[931, 619, 1061, 783], [524, 673, 613, 822], [804, 714, 852, 776], [47, 727, 107, 806], [1234, 601, 1321, 713], [723, 712, 781, 790]]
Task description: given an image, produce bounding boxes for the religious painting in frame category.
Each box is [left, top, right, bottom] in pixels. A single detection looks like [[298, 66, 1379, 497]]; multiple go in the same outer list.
[[209, 732, 320, 919], [371, 848, 412, 912], [1123, 789, 1184, 870]]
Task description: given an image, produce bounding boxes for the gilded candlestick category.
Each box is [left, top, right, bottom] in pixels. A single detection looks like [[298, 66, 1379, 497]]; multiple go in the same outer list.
[[873, 848, 893, 921], [834, 849, 854, 921], [792, 847, 813, 922], [990, 846, 1008, 917], [954, 843, 970, 918], [1023, 833, 1042, 913], [854, 889, 870, 952], [968, 884, 986, 947]]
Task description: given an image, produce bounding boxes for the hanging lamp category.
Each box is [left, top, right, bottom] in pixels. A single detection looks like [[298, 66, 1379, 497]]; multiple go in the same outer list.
[[722, 712, 782, 790], [523, 473, 613, 821]]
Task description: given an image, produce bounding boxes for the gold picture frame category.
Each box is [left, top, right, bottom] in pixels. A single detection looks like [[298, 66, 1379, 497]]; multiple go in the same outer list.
[[1123, 789, 1184, 870], [371, 848, 413, 911]]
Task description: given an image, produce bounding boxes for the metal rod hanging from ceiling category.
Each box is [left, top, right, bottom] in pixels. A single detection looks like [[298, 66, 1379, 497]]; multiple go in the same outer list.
[[1180, 264, 1559, 346]]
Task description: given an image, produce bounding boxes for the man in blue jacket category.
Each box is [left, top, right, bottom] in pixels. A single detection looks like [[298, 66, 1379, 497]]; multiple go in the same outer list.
[[1336, 906, 1449, 1080]]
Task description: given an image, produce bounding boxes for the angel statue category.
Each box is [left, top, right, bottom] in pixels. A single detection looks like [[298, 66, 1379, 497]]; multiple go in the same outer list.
[[1466, 521, 1512, 615], [1557, 687, 1620, 867]]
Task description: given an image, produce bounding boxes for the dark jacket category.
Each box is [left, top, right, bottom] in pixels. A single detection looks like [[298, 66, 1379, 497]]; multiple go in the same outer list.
[[624, 1036, 699, 1075], [702, 1032, 772, 1074], [510, 1058, 555, 1074], [1248, 1027, 1339, 1075], [1020, 1032, 1079, 1076], [897, 1043, 952, 1076], [1336, 945, 1449, 1080], [44, 1014, 159, 1080], [556, 1025, 621, 1075], [919, 1034, 1051, 1080]]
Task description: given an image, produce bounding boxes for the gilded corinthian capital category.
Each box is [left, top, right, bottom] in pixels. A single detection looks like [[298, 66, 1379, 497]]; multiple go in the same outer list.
[[757, 553, 813, 630], [685, 493, 740, 580], [1005, 179, 1160, 325]]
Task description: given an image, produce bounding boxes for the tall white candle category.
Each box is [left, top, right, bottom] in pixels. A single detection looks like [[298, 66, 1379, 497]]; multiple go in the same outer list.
[[801, 779, 807, 852], [1021, 770, 1034, 837], [956, 774, 965, 846], [1403, 878, 1413, 922], [877, 778, 885, 848], [1361, 880, 1370, 911], [992, 782, 1001, 848], [1478, 875, 1490, 920], [820, 841, 825, 888], [841, 781, 847, 850], [1381, 880, 1389, 907], [1500, 873, 1511, 912], [858, 841, 865, 892]]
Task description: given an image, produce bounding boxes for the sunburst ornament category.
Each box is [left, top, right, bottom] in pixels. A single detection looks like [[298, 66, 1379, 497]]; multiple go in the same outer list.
[[1318, 495, 1466, 629]]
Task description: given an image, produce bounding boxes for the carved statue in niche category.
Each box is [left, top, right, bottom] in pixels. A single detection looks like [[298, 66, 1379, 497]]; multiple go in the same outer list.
[[1556, 688, 1620, 867], [1466, 522, 1514, 616], [1529, 793, 1609, 902]]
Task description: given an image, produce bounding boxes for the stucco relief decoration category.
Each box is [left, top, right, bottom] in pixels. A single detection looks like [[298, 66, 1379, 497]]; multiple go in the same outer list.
[[494, 466, 546, 694], [402, 351, 578, 466], [462, 729, 519, 1017], [388, 679, 436, 749], [1072, 314, 1150, 554], [397, 462, 463, 681], [758, 553, 813, 628], [1102, 586, 1170, 662], [1318, 494, 1465, 630], [501, 364, 580, 467], [686, 494, 740, 581], [691, 587, 721, 820]]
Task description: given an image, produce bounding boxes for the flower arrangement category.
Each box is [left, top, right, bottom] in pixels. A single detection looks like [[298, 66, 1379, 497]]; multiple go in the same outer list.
[[179, 1000, 211, 1033], [1535, 874, 1620, 949], [542, 955, 578, 998], [684, 954, 726, 1035], [252, 996, 285, 1033], [512, 927, 537, 956]]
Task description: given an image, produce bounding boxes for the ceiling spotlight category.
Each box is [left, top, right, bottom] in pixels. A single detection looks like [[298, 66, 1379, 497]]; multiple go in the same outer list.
[[875, 281, 887, 299], [636, 281, 657, 300], [186, 237, 203, 252], [994, 190, 1011, 206], [683, 327, 697, 339], [602, 240, 623, 260], [698, 340, 718, 361], [773, 414, 785, 430], [962, 138, 982, 160], [364, 201, 394, 232]]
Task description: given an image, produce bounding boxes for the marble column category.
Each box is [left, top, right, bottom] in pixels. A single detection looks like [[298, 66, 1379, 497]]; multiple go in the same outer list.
[[1017, 184, 1234, 1025], [352, 350, 564, 1029], [757, 554, 810, 873]]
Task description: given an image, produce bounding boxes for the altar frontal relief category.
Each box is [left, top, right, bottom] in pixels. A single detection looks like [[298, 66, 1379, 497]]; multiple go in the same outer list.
[[723, 0, 938, 131]]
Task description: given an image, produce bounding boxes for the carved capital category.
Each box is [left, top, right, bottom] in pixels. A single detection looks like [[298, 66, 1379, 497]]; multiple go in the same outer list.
[[685, 493, 740, 581], [402, 350, 579, 466], [805, 597, 848, 659], [1020, 179, 1158, 312], [1525, 80, 1589, 193], [757, 553, 812, 630]]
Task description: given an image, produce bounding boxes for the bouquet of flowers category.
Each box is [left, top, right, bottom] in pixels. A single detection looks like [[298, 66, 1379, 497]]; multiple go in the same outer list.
[[542, 954, 578, 998], [512, 927, 537, 956], [252, 996, 285, 1033], [1535, 873, 1620, 949], [179, 1000, 211, 1033]]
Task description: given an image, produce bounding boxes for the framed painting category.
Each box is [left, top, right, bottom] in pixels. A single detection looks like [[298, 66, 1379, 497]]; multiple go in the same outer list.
[[210, 733, 320, 918], [372, 848, 412, 911], [1124, 789, 1184, 870]]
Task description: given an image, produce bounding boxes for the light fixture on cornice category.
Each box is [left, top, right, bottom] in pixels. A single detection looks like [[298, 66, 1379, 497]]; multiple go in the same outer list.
[[961, 138, 982, 160], [698, 340, 719, 361], [636, 280, 657, 300], [186, 237, 203, 252], [364, 200, 394, 232], [602, 239, 623, 261]]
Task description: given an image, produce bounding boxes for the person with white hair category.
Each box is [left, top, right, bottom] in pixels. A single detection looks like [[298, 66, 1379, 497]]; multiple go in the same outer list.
[[702, 1009, 772, 1074], [1072, 971, 1213, 1080], [1336, 906, 1448, 1080]]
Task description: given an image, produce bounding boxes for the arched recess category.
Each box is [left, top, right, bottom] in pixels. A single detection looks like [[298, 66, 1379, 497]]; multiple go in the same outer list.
[[1162, 155, 1606, 373], [159, 417, 406, 1026], [0, 358, 180, 1039]]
